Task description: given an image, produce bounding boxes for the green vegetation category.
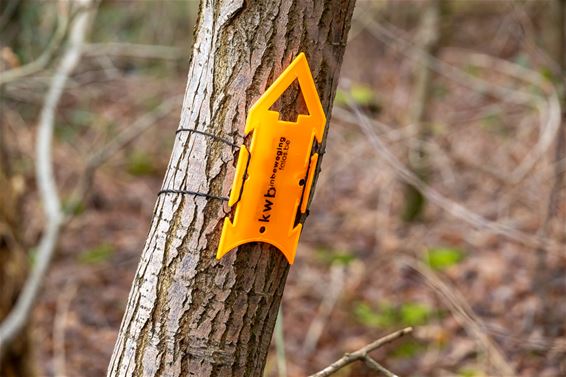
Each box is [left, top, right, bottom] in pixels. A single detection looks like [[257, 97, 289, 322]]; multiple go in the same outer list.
[[425, 247, 464, 270], [62, 198, 86, 216], [316, 248, 356, 266], [334, 84, 381, 113], [457, 367, 482, 377], [391, 340, 426, 358], [354, 300, 434, 328], [350, 84, 377, 107], [79, 243, 115, 264], [126, 150, 157, 176]]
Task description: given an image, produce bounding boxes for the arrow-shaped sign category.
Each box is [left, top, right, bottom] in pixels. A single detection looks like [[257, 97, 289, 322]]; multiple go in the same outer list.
[[217, 53, 326, 264]]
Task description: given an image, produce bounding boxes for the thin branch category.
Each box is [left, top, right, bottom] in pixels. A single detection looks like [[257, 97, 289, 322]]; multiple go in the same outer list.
[[364, 356, 399, 377], [308, 327, 412, 377], [0, 0, 94, 355]]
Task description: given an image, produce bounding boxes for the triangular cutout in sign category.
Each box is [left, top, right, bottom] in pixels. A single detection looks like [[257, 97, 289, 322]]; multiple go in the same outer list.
[[268, 78, 309, 123], [217, 53, 326, 264]]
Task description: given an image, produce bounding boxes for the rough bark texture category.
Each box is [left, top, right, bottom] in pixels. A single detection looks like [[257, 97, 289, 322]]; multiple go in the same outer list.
[[107, 1, 355, 376]]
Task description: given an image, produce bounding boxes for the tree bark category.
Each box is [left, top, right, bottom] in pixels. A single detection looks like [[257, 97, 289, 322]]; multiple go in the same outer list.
[[107, 1, 355, 376]]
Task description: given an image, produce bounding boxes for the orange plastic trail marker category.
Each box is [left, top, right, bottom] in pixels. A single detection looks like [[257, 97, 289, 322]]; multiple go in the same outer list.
[[217, 53, 326, 264]]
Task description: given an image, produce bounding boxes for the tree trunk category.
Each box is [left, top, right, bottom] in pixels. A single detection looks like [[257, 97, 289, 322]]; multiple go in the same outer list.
[[402, 0, 444, 222], [107, 1, 355, 376]]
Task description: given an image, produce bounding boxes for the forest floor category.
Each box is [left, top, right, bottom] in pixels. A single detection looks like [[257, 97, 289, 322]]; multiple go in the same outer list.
[[3, 2, 565, 377]]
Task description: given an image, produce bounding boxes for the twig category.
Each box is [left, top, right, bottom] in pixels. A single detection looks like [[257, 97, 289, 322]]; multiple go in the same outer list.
[[308, 327, 412, 377], [363, 357, 398, 377], [0, 0, 94, 355]]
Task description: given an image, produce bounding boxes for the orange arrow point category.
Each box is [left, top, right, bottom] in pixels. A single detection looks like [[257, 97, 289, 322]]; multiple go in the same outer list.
[[217, 53, 326, 264]]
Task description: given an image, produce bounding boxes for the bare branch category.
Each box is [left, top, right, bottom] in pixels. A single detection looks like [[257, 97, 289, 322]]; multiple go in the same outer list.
[[0, 0, 94, 354], [308, 327, 412, 377], [364, 356, 399, 377]]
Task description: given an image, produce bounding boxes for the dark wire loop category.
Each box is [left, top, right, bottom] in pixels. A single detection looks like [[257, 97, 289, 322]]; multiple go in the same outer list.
[[176, 127, 240, 149], [161, 127, 243, 201], [158, 189, 229, 201]]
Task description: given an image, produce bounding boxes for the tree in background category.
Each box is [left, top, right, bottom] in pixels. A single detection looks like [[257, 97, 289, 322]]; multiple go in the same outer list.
[[0, 126, 33, 377], [107, 1, 355, 376], [402, 0, 445, 222]]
